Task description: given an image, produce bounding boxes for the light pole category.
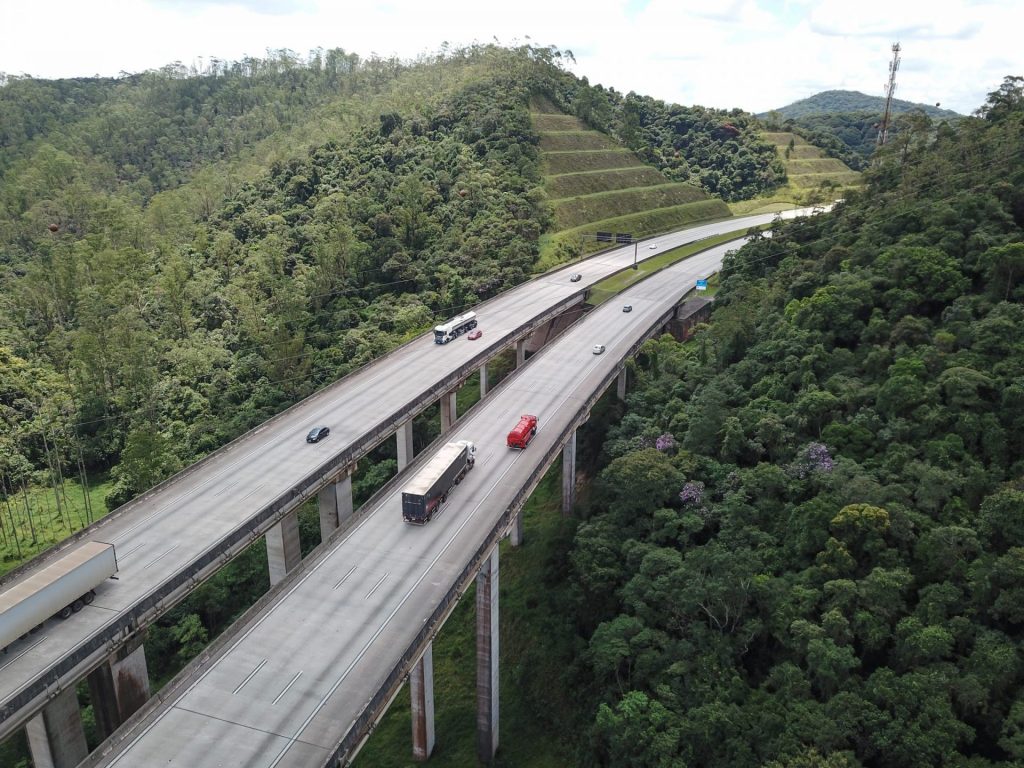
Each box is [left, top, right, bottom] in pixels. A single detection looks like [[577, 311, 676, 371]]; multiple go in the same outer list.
[[633, 240, 638, 270]]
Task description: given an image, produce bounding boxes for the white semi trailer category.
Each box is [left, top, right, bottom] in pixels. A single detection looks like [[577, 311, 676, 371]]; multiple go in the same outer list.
[[0, 541, 118, 650]]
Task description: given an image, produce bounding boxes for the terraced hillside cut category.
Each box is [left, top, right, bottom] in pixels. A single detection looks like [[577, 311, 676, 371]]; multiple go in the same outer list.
[[763, 131, 861, 200], [533, 97, 730, 267]]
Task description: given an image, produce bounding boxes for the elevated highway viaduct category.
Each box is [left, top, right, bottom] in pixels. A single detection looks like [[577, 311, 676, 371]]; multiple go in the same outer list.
[[0, 211, 808, 765], [85, 237, 759, 767]]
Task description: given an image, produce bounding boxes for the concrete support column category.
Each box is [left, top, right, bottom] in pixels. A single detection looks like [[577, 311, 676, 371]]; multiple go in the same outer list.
[[509, 510, 523, 547], [318, 469, 354, 542], [479, 364, 489, 398], [515, 338, 526, 369], [410, 643, 435, 761], [25, 686, 88, 768], [476, 548, 500, 763], [396, 419, 415, 471], [616, 366, 628, 401], [266, 509, 301, 586], [440, 390, 458, 433], [562, 429, 577, 516], [87, 635, 151, 740]]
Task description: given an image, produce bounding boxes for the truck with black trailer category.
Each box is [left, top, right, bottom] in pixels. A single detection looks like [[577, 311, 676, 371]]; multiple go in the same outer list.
[[401, 440, 476, 524]]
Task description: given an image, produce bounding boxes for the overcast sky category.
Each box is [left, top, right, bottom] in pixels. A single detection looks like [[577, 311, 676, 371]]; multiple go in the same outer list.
[[2, 0, 1021, 115]]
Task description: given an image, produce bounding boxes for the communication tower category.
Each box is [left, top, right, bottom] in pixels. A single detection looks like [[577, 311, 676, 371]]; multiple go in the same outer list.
[[876, 42, 901, 146]]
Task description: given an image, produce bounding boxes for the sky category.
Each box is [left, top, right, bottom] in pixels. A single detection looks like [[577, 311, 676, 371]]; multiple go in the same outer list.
[[1, 0, 1021, 115]]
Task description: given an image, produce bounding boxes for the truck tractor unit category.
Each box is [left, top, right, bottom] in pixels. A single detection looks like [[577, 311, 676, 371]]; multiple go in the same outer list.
[[402, 440, 477, 524]]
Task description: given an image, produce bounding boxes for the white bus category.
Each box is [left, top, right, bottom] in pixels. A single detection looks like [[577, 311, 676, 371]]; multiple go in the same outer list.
[[433, 311, 478, 344]]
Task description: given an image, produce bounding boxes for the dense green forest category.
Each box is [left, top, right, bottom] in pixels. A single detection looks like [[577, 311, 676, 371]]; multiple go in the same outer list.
[[512, 76, 1024, 766], [0, 44, 789, 545]]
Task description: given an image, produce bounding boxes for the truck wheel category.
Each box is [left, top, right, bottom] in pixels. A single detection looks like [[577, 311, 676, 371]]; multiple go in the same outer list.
[[59, 605, 73, 619], [531, 428, 536, 435], [83, 590, 95, 605], [72, 599, 84, 613], [441, 494, 447, 503]]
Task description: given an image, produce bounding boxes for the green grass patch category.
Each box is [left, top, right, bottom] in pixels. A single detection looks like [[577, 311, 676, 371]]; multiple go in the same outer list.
[[354, 466, 577, 767], [1, 476, 113, 577], [788, 171, 862, 188], [539, 131, 619, 152], [785, 158, 852, 174], [531, 114, 585, 132], [556, 198, 731, 240], [785, 145, 829, 160], [762, 131, 811, 146], [727, 198, 803, 215], [543, 150, 639, 175], [585, 227, 758, 304], [551, 183, 709, 230], [544, 167, 667, 198]]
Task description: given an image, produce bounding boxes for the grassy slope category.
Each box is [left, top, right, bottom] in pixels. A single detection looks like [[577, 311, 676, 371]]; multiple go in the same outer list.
[[729, 131, 861, 214], [532, 99, 730, 267], [552, 183, 710, 229], [764, 131, 862, 191]]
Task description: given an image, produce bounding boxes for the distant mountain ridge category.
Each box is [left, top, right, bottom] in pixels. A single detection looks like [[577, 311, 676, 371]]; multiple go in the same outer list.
[[763, 89, 962, 120]]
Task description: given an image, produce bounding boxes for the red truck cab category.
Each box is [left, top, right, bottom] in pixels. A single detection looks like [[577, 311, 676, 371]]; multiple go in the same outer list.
[[507, 414, 538, 449]]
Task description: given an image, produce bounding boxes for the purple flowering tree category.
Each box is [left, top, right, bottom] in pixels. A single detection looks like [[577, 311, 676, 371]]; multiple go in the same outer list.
[[679, 480, 705, 505], [791, 442, 834, 478], [655, 433, 676, 452]]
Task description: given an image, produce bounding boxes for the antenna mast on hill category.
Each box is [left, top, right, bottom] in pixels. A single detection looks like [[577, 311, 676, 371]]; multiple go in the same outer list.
[[876, 42, 901, 146]]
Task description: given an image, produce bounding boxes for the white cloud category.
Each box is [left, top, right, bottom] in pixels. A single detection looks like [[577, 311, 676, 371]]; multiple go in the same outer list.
[[1, 0, 1021, 114]]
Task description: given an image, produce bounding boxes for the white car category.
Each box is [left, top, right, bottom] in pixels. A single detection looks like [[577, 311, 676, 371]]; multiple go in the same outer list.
[[592, 344, 606, 355], [649, 244, 658, 249]]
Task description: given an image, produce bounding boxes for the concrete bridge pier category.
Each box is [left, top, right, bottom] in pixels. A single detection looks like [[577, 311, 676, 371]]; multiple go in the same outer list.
[[410, 643, 435, 761], [266, 510, 301, 586], [562, 429, 577, 516], [476, 547, 500, 763], [509, 511, 523, 547], [616, 367, 628, 401], [397, 418, 415, 471], [440, 389, 458, 433], [318, 467, 354, 541], [87, 635, 151, 741], [25, 686, 88, 768], [479, 363, 489, 398], [515, 339, 526, 369]]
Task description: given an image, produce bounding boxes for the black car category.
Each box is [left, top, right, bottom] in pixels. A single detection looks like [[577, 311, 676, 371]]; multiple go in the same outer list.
[[569, 273, 582, 282], [622, 305, 633, 313], [306, 426, 330, 443]]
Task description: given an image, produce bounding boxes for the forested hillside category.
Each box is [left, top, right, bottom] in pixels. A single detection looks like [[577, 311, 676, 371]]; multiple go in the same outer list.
[[759, 90, 963, 170], [564, 88, 786, 202], [520, 76, 1024, 766], [0, 44, 790, 567], [765, 89, 961, 121]]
